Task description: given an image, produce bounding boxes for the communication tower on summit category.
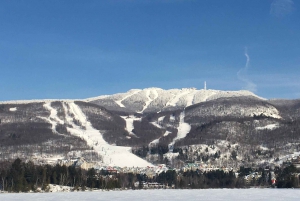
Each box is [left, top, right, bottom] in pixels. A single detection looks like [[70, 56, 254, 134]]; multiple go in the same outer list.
[[204, 81, 207, 90]]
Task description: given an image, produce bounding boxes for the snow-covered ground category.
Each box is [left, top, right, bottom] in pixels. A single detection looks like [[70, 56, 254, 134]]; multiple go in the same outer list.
[[40, 101, 152, 167], [150, 121, 163, 129], [41, 102, 65, 133], [0, 99, 80, 104], [158, 116, 165, 122], [169, 111, 191, 147], [65, 102, 152, 167], [163, 152, 180, 160], [115, 89, 141, 108], [1, 87, 264, 116], [149, 130, 172, 148], [163, 131, 171, 137], [1, 189, 300, 201], [120, 115, 141, 137], [270, 151, 300, 165], [166, 88, 195, 107], [87, 87, 263, 113], [139, 88, 159, 113], [47, 184, 73, 193], [256, 124, 279, 130], [9, 107, 17, 111]]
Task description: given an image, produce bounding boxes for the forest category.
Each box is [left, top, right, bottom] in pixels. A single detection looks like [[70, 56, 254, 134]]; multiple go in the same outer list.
[[0, 159, 299, 192]]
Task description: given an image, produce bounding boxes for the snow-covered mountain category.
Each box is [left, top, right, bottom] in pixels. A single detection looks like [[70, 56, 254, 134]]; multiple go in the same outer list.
[[87, 87, 262, 113], [1, 87, 300, 168]]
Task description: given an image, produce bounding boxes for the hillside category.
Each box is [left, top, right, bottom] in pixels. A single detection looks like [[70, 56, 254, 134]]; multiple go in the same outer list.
[[1, 88, 300, 168]]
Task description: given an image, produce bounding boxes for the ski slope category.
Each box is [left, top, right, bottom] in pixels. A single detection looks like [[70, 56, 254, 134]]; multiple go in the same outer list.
[[149, 131, 172, 147], [115, 89, 141, 108], [166, 88, 197, 107], [38, 102, 65, 134], [67, 102, 152, 167], [43, 101, 153, 167], [139, 88, 159, 113], [121, 115, 141, 137], [169, 111, 191, 147]]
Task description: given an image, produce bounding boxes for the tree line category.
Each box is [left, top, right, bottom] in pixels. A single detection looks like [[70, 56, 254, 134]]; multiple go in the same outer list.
[[1, 159, 299, 192], [0, 159, 121, 192]]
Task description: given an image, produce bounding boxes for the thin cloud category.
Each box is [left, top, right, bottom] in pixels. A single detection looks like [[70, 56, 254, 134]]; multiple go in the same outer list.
[[237, 48, 257, 92], [270, 0, 295, 18]]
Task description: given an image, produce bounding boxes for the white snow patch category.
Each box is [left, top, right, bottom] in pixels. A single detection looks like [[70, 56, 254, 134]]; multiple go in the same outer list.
[[150, 122, 162, 129], [259, 146, 269, 151], [158, 116, 165, 122], [121, 115, 141, 136], [256, 124, 279, 130], [9, 107, 17, 111], [164, 152, 179, 160], [169, 115, 175, 122], [149, 138, 160, 146], [47, 184, 72, 193], [163, 131, 171, 137]]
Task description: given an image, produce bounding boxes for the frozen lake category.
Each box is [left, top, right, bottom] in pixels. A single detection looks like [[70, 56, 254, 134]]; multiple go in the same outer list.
[[1, 189, 300, 201]]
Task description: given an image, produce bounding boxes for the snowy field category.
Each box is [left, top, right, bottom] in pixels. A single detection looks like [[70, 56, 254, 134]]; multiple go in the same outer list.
[[1, 189, 300, 201]]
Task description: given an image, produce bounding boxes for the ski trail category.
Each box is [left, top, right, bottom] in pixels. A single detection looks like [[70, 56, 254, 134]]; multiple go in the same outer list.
[[148, 115, 170, 147], [62, 102, 95, 146], [151, 121, 162, 129], [169, 111, 191, 148], [40, 102, 65, 133], [185, 90, 198, 107], [163, 131, 171, 137], [149, 138, 160, 146], [166, 90, 192, 107], [153, 88, 159, 100], [140, 90, 152, 113], [149, 131, 172, 147], [158, 116, 165, 122], [64, 102, 152, 167], [139, 89, 159, 113], [115, 90, 141, 108], [120, 115, 141, 137], [151, 114, 166, 129], [165, 92, 179, 107]]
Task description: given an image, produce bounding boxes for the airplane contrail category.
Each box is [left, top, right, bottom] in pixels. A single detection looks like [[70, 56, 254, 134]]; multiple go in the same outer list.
[[237, 47, 257, 92]]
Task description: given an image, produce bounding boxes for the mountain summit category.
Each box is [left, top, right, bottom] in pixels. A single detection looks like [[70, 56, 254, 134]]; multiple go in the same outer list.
[[87, 87, 262, 113]]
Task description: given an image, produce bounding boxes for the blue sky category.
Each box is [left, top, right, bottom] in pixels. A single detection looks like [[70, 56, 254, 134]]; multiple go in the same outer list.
[[0, 0, 299, 100]]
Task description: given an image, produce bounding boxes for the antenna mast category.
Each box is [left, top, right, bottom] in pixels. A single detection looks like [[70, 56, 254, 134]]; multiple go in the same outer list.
[[204, 81, 207, 90]]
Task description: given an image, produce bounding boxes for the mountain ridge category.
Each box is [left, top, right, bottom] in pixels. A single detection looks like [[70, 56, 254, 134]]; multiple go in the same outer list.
[[1, 87, 300, 168], [88, 87, 264, 114]]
